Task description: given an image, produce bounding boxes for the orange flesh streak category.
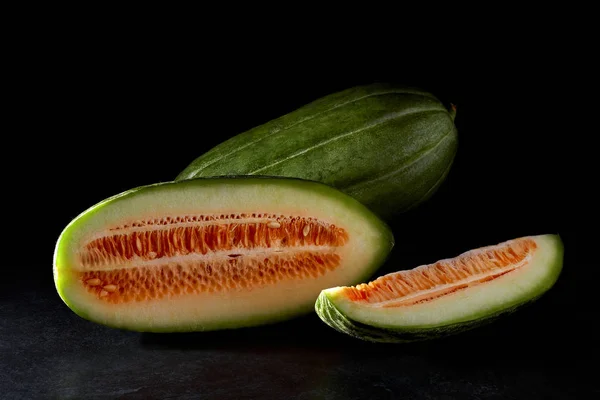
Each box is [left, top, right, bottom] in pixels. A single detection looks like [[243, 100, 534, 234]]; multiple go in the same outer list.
[[77, 213, 348, 304], [341, 238, 537, 307]]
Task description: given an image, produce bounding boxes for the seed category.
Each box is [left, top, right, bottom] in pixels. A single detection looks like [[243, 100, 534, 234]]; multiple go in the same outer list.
[[267, 221, 281, 229], [86, 278, 101, 286], [103, 284, 117, 292], [100, 290, 109, 297], [303, 225, 310, 237], [148, 251, 157, 259]]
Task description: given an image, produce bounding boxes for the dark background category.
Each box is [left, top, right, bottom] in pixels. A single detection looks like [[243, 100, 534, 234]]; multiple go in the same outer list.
[[2, 29, 592, 399], [9, 47, 576, 267]]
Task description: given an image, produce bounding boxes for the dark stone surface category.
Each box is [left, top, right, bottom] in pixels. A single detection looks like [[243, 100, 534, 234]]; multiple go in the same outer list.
[[1, 231, 591, 399]]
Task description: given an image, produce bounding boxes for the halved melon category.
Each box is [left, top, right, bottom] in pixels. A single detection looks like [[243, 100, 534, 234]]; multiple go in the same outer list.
[[315, 234, 564, 342], [53, 177, 394, 332]]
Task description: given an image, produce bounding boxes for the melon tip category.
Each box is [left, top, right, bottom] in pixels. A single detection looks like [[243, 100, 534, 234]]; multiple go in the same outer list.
[[449, 103, 457, 121]]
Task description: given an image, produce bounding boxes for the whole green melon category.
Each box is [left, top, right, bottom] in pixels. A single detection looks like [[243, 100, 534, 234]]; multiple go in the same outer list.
[[176, 83, 458, 219]]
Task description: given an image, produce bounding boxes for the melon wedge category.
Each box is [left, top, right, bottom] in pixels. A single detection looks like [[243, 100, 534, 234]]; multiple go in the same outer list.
[[315, 234, 564, 342], [53, 177, 394, 332]]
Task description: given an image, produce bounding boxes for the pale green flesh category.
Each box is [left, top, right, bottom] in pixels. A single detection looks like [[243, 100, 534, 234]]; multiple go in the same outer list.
[[53, 177, 394, 332], [315, 234, 563, 342]]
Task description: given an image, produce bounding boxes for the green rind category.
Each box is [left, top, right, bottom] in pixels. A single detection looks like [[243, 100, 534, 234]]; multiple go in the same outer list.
[[315, 290, 544, 343], [54, 176, 394, 332], [315, 234, 564, 343], [175, 83, 458, 219]]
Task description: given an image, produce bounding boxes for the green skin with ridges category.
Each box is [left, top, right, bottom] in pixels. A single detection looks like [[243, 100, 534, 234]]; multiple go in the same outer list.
[[54, 176, 394, 332], [175, 83, 458, 220], [315, 235, 564, 343]]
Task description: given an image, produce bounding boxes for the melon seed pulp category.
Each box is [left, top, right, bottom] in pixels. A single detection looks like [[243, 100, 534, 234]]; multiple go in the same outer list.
[[343, 236, 536, 307], [80, 213, 348, 304], [53, 177, 394, 332]]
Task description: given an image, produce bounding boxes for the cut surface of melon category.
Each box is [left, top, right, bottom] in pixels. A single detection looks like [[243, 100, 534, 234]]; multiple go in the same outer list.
[[53, 177, 393, 332], [315, 234, 563, 341]]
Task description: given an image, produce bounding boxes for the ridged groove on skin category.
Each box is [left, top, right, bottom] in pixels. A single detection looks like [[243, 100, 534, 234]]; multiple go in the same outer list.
[[340, 124, 455, 192], [246, 108, 446, 175], [401, 156, 455, 213], [341, 238, 537, 307], [81, 251, 342, 304], [186, 88, 441, 178]]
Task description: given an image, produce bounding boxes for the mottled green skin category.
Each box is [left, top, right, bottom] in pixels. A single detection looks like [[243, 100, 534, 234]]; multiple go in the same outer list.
[[54, 176, 394, 332], [315, 291, 539, 343], [176, 83, 458, 219], [315, 235, 564, 343]]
